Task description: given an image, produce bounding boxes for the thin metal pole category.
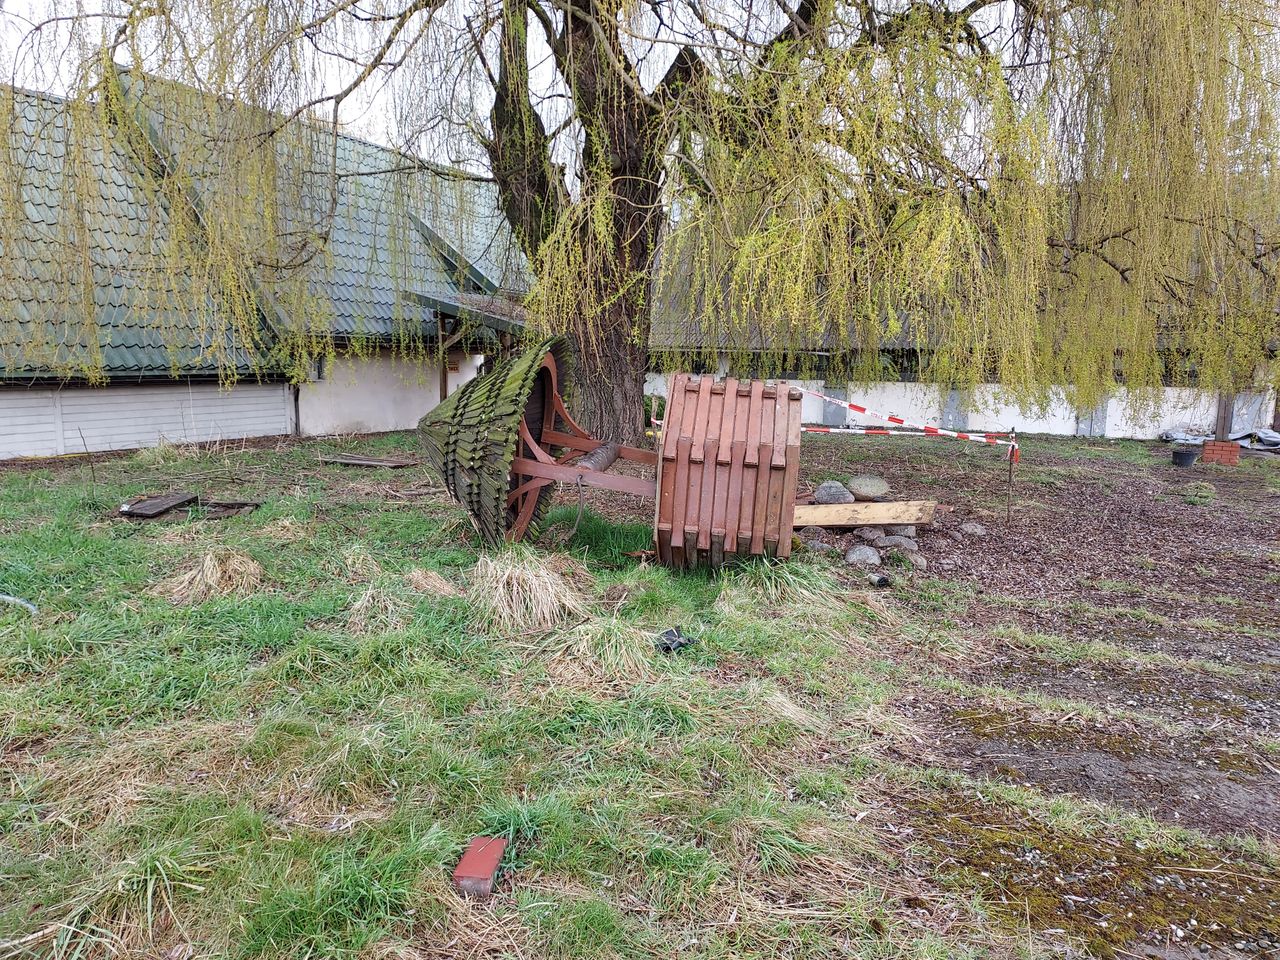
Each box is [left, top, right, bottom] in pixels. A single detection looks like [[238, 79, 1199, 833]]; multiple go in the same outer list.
[[1006, 430, 1016, 524]]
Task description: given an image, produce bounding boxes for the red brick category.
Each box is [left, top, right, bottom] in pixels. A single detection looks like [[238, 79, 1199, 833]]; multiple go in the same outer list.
[[453, 836, 507, 898]]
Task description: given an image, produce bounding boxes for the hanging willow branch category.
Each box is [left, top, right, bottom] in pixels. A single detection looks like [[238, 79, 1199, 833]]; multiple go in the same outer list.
[[0, 0, 1276, 431]]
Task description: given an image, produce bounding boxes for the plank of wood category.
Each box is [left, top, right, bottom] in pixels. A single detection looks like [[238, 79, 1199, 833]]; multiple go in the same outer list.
[[318, 454, 420, 468], [791, 500, 938, 528], [119, 491, 198, 518]]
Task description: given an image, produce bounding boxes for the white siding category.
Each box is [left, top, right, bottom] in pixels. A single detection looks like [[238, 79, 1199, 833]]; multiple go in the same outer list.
[[1, 382, 294, 459], [837, 382, 947, 428], [298, 348, 483, 437], [0, 392, 60, 458]]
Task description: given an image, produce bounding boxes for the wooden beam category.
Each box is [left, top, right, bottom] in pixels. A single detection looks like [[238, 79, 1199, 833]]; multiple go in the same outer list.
[[791, 500, 937, 528], [1215, 392, 1235, 442], [512, 457, 657, 498]]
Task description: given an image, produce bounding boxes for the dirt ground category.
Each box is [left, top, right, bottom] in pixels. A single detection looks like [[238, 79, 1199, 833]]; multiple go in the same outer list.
[[556, 433, 1280, 956]]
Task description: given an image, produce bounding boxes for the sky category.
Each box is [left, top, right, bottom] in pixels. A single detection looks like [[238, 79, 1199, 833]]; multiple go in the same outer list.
[[0, 0, 418, 151]]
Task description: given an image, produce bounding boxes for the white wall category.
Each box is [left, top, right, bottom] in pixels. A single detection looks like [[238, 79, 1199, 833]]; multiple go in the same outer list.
[[0, 382, 294, 459], [967, 386, 1079, 435], [1103, 387, 1219, 439], [297, 348, 483, 437], [644, 371, 1277, 440]]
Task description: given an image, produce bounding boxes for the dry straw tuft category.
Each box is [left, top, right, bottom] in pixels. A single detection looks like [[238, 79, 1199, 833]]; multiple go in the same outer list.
[[540, 617, 653, 687], [405, 568, 462, 597], [347, 587, 408, 634], [470, 547, 591, 634], [340, 543, 382, 580], [258, 517, 308, 542], [153, 548, 262, 604]]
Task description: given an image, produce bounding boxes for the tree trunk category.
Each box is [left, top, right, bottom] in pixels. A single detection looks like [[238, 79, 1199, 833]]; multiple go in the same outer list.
[[570, 299, 649, 445]]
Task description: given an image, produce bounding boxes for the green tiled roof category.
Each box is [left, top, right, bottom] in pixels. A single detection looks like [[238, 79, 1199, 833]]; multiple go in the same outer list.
[[0, 76, 528, 380], [0, 88, 264, 378], [119, 71, 529, 342]]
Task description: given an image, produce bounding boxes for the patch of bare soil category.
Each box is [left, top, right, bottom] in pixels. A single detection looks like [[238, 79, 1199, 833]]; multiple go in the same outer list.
[[896, 695, 1280, 839], [888, 786, 1280, 959], [964, 598, 1280, 668], [968, 645, 1279, 737]]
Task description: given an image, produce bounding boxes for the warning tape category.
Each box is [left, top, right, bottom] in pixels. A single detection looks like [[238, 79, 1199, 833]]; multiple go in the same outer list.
[[803, 426, 1012, 440], [797, 388, 1020, 462]]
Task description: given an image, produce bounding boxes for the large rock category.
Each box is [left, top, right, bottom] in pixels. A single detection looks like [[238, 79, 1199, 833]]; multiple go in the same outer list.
[[844, 545, 882, 567], [905, 552, 929, 571], [813, 480, 855, 504], [852, 526, 884, 541], [959, 521, 988, 537], [807, 541, 837, 555], [873, 535, 919, 552], [847, 474, 890, 501], [797, 525, 826, 541], [884, 524, 916, 537]]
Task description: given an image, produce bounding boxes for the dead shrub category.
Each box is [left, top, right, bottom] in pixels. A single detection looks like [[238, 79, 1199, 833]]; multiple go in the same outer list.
[[152, 548, 262, 604], [469, 547, 590, 634]]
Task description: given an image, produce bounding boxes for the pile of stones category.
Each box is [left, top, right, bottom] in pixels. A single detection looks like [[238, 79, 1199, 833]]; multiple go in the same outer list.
[[795, 474, 988, 575]]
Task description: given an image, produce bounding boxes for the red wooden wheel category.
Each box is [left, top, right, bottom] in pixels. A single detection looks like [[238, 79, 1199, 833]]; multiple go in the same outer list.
[[505, 352, 559, 541]]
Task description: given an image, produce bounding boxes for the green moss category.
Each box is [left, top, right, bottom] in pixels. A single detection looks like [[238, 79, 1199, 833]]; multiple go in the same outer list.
[[952, 707, 1144, 758], [904, 789, 1280, 955]]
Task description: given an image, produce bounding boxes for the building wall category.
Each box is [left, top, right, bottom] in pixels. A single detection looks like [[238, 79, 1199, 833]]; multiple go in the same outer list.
[[644, 372, 1276, 440], [0, 382, 294, 459], [296, 348, 484, 437], [0, 348, 491, 460], [1103, 388, 1219, 439]]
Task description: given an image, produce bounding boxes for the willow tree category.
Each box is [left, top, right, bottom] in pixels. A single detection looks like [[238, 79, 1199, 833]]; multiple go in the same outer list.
[[4, 0, 1279, 440]]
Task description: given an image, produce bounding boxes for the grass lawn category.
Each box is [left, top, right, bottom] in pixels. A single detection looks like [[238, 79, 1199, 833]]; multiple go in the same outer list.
[[1, 431, 1277, 959]]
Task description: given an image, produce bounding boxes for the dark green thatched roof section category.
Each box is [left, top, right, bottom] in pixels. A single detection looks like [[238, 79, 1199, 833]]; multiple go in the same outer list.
[[419, 335, 569, 545]]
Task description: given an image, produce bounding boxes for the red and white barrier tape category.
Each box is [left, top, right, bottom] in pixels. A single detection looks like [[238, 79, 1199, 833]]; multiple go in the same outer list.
[[798, 388, 1020, 462], [803, 426, 1012, 439]]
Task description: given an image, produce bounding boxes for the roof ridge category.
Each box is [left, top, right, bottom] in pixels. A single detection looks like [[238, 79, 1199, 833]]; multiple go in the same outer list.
[[114, 67, 488, 187]]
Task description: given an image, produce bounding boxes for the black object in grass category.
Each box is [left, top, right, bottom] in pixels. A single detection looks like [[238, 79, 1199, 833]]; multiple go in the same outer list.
[[655, 626, 694, 653]]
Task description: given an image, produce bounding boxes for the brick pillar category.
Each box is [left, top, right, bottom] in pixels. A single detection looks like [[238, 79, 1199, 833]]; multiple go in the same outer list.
[[1201, 440, 1240, 466]]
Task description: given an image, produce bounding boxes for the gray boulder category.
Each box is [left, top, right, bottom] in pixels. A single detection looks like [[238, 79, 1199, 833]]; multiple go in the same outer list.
[[847, 474, 891, 500], [958, 521, 988, 537], [844, 545, 882, 567], [884, 524, 916, 537], [813, 480, 855, 504], [873, 535, 919, 552], [807, 541, 837, 555], [852, 525, 884, 541], [797, 525, 826, 541], [905, 552, 929, 571]]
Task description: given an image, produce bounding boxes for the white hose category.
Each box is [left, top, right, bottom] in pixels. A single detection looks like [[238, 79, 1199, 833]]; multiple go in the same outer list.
[[0, 594, 37, 616]]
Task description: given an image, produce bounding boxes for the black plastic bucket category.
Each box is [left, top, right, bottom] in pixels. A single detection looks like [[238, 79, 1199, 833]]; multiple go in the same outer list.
[[1172, 447, 1198, 468]]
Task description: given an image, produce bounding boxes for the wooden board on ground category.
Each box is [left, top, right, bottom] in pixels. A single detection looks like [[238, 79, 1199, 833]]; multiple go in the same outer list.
[[119, 491, 198, 518], [792, 500, 937, 528], [318, 454, 420, 468]]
